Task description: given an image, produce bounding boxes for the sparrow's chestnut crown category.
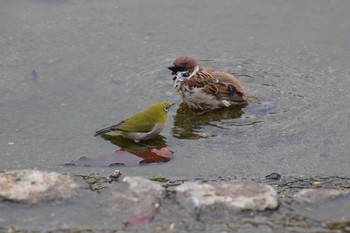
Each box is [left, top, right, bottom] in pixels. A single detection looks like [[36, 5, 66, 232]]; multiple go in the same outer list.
[[168, 56, 198, 73]]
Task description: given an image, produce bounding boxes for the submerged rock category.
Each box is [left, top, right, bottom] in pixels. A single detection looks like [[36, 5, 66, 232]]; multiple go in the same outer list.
[[292, 189, 350, 223], [294, 189, 350, 203], [100, 176, 164, 217], [175, 181, 278, 212], [0, 170, 80, 204], [122, 176, 164, 194]]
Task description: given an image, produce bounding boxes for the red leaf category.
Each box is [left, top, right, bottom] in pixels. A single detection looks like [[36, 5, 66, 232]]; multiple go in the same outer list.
[[65, 148, 174, 167], [126, 211, 154, 225]]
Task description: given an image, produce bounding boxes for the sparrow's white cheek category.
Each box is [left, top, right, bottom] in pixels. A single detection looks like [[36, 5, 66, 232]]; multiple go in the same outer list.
[[172, 77, 181, 90], [173, 83, 181, 91]]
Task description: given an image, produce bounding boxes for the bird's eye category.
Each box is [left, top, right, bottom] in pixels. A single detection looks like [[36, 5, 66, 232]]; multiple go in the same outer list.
[[183, 71, 190, 77], [172, 76, 176, 81], [164, 106, 170, 112]]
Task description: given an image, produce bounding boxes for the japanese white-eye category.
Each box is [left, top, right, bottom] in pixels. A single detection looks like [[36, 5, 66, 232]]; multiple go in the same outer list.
[[95, 102, 174, 142]]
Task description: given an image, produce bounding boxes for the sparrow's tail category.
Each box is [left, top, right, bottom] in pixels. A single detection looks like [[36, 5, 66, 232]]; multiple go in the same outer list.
[[244, 95, 262, 104]]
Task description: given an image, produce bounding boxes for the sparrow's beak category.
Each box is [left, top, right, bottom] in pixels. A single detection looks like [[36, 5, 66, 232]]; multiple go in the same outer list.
[[169, 66, 184, 74], [168, 66, 176, 72]]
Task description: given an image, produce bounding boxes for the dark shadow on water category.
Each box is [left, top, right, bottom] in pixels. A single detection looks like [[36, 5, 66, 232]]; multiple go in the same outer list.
[[172, 103, 245, 140]]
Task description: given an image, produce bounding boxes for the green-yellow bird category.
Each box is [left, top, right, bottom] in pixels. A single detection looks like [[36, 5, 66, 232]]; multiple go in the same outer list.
[[94, 102, 174, 142]]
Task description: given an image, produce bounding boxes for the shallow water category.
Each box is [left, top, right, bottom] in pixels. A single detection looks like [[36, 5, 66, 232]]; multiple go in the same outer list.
[[1, 0, 350, 230], [1, 0, 350, 178]]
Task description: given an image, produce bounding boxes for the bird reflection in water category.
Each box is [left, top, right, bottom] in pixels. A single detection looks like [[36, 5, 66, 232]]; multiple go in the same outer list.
[[172, 103, 245, 140], [65, 135, 173, 167], [100, 134, 173, 165]]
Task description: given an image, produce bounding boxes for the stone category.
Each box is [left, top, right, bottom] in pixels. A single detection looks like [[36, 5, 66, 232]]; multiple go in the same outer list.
[[122, 176, 164, 195], [100, 176, 164, 216], [109, 169, 122, 180], [294, 189, 350, 203], [292, 189, 350, 222], [265, 172, 281, 180], [175, 181, 278, 212], [0, 170, 80, 204]]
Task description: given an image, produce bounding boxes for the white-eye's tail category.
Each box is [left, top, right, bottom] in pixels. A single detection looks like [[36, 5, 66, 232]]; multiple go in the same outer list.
[[94, 122, 122, 136], [94, 127, 113, 136]]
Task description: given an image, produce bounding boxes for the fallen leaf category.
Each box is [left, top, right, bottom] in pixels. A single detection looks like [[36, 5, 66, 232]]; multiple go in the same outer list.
[[125, 211, 154, 225], [65, 148, 173, 167]]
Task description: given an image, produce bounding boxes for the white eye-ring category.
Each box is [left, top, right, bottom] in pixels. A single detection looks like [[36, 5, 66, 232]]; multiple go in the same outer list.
[[164, 103, 174, 112]]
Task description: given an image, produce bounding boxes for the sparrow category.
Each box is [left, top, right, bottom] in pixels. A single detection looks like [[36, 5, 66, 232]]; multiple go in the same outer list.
[[168, 56, 257, 110], [95, 102, 174, 142]]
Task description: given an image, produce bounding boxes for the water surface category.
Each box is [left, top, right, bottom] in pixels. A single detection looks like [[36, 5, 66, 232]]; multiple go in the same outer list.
[[1, 0, 349, 179]]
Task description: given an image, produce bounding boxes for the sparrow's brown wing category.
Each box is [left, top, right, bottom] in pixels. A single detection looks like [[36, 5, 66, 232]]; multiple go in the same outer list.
[[213, 70, 261, 103], [211, 71, 246, 94], [187, 69, 246, 103]]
